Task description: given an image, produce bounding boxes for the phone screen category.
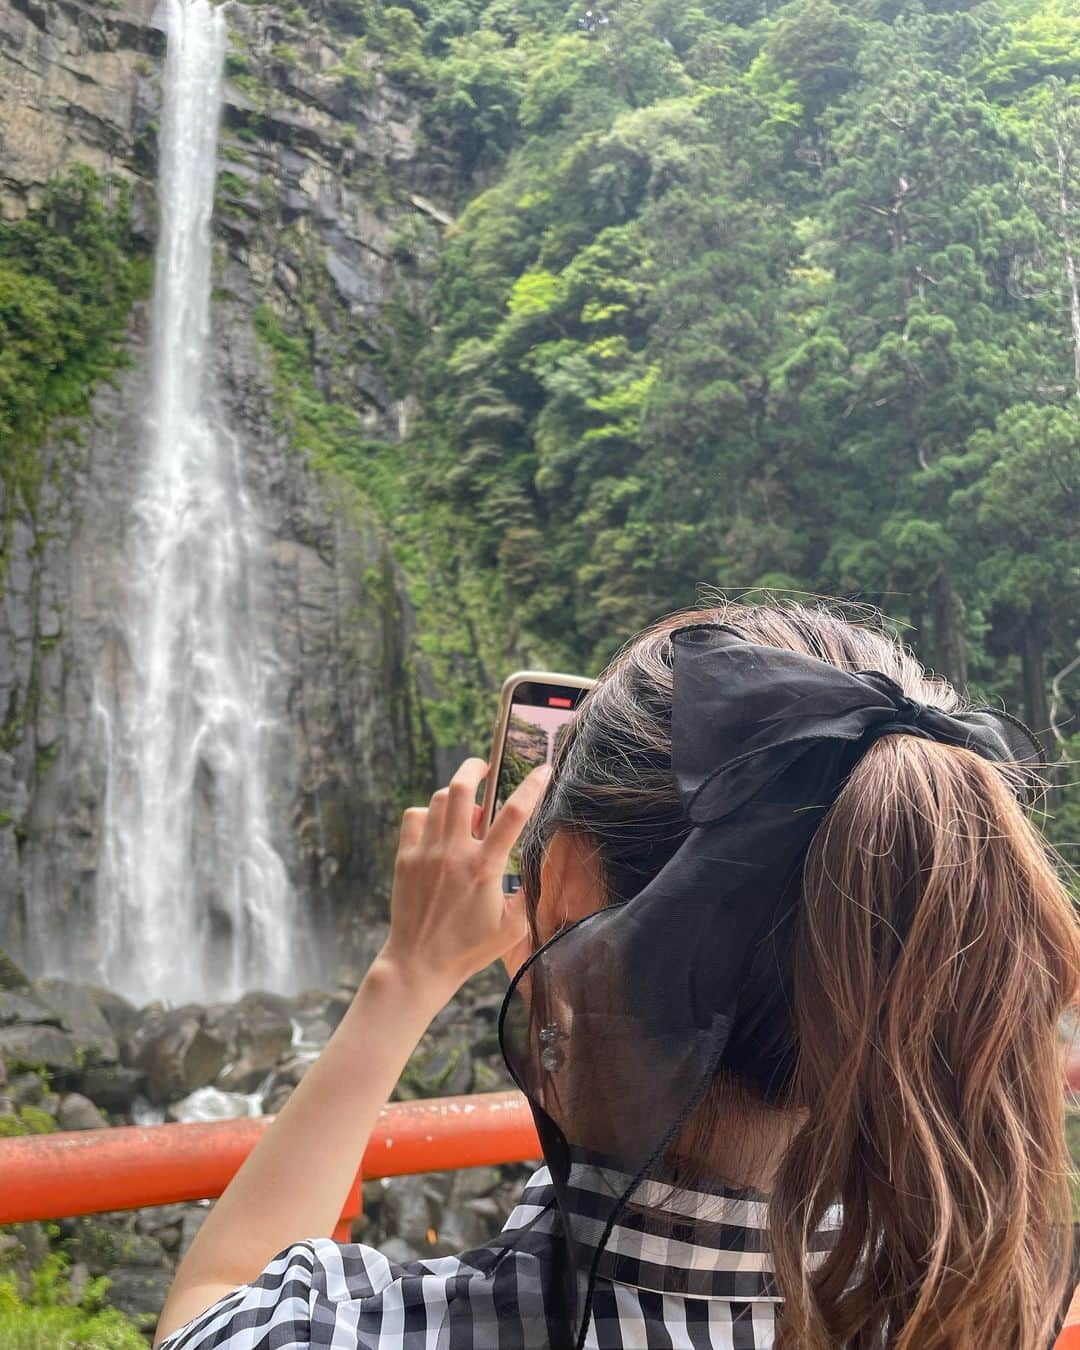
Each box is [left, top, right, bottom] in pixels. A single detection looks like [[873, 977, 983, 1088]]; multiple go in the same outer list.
[[494, 681, 589, 893]]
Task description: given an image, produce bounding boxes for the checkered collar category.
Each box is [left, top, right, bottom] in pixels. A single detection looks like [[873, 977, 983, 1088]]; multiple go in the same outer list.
[[506, 1145, 842, 1302]]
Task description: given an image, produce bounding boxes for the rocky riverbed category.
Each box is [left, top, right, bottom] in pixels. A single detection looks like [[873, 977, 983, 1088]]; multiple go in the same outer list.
[[0, 948, 534, 1338]]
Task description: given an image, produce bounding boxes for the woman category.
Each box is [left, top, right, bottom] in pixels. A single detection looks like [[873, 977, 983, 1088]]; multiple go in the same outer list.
[[154, 599, 1080, 1350]]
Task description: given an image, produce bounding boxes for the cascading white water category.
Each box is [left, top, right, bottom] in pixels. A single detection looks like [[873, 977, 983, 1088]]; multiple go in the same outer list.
[[88, 0, 309, 1005]]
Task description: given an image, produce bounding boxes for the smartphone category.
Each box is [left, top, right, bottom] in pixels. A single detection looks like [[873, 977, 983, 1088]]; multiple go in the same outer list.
[[480, 671, 596, 893]]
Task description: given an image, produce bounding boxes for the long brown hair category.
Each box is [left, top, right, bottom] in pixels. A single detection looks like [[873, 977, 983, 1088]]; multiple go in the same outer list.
[[518, 595, 1080, 1349]]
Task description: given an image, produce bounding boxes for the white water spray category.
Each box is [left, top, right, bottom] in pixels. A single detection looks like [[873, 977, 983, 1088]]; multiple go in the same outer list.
[[89, 0, 308, 1005]]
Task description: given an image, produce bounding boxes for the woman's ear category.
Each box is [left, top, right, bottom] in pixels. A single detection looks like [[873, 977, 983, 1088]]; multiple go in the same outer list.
[[534, 829, 604, 944]]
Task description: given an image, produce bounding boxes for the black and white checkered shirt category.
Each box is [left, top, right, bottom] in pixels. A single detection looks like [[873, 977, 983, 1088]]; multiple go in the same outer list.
[[157, 1153, 842, 1349]]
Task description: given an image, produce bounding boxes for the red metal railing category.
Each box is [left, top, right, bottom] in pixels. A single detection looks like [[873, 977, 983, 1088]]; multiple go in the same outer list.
[[0, 1090, 540, 1241], [1, 1086, 1078, 1345]]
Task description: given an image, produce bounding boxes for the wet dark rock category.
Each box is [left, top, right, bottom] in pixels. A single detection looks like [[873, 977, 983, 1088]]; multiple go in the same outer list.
[[396, 1038, 473, 1101], [267, 1052, 311, 1088], [0, 1023, 82, 1075], [471, 1061, 506, 1093], [292, 989, 351, 1035], [205, 993, 293, 1092], [89, 986, 141, 1047], [9, 1070, 50, 1108], [67, 1259, 92, 1304], [379, 1236, 423, 1264], [179, 1205, 209, 1256], [0, 1221, 50, 1284], [76, 1062, 145, 1113], [132, 1009, 229, 1104], [134, 1201, 197, 1254], [105, 1264, 176, 1328], [261, 1079, 295, 1115], [0, 988, 57, 1026], [260, 1049, 311, 1112], [32, 978, 119, 1062], [66, 1217, 167, 1275], [57, 1092, 108, 1130]]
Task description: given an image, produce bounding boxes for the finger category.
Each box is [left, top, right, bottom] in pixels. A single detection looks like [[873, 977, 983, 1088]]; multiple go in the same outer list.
[[444, 757, 489, 840], [484, 763, 552, 860], [423, 787, 450, 846], [471, 803, 484, 839], [399, 806, 427, 852]]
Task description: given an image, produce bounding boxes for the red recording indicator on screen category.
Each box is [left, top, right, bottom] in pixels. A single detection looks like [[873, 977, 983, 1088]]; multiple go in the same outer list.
[[547, 696, 573, 708]]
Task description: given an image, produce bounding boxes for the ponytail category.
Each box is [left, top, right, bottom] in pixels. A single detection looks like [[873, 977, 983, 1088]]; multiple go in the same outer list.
[[772, 734, 1079, 1349]]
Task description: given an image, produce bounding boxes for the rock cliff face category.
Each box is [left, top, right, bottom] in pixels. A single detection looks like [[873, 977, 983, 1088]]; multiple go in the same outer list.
[[0, 0, 453, 985]]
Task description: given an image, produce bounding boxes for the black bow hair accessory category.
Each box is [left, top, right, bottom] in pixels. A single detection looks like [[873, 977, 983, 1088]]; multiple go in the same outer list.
[[496, 623, 1047, 1349]]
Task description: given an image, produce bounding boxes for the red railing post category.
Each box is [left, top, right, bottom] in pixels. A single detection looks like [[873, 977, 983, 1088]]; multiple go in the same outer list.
[[333, 1167, 363, 1242]]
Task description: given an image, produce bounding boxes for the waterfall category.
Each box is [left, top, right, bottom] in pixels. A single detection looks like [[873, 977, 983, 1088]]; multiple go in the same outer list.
[[86, 0, 309, 1005]]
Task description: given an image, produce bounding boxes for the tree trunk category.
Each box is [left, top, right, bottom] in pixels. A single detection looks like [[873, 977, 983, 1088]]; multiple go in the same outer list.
[[1021, 617, 1051, 741], [930, 575, 968, 689], [1054, 104, 1080, 398]]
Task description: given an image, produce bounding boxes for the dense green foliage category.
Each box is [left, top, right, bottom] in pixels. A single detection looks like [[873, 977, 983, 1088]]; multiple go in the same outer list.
[[0, 168, 149, 576], [321, 0, 1080, 853], [0, 1251, 143, 1349]]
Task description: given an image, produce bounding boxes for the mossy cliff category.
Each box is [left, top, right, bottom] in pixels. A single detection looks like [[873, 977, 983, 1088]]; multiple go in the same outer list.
[[0, 0, 527, 977]]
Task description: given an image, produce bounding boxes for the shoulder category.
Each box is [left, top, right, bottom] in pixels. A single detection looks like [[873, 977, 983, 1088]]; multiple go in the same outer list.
[[155, 1240, 324, 1349], [156, 1169, 560, 1350]]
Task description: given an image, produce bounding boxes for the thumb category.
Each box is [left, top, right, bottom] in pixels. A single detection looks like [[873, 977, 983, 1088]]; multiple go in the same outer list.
[[484, 762, 552, 858]]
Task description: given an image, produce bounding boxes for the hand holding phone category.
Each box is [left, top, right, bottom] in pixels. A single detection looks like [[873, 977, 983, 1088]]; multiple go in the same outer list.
[[384, 756, 552, 998]]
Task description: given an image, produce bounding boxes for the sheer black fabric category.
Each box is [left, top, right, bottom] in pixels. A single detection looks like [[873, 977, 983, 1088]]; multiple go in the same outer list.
[[496, 623, 1047, 1349]]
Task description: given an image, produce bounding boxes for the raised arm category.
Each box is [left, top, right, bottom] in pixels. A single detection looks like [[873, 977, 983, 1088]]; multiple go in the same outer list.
[[154, 756, 550, 1346]]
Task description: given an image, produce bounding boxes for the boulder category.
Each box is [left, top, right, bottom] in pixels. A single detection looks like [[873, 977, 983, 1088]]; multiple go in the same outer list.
[[0, 988, 59, 1027], [267, 1053, 311, 1089], [379, 1236, 424, 1265], [471, 1060, 506, 1093], [0, 1024, 82, 1075], [10, 1070, 49, 1107], [75, 1063, 145, 1114], [87, 986, 141, 1049], [66, 1217, 167, 1276], [101, 1265, 175, 1329], [262, 1084, 290, 1115], [373, 1171, 494, 1257], [123, 1002, 171, 1065], [179, 1204, 209, 1257], [291, 989, 350, 1043], [57, 1092, 108, 1131], [237, 990, 295, 1020], [206, 994, 293, 1093], [0, 1221, 49, 1284], [395, 1038, 473, 1101], [31, 978, 119, 1062], [134, 1202, 192, 1255], [132, 1010, 228, 1104]]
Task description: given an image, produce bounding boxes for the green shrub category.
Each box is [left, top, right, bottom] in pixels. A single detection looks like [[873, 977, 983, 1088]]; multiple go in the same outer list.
[[0, 1253, 144, 1349], [0, 1108, 57, 1138], [328, 38, 376, 95]]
